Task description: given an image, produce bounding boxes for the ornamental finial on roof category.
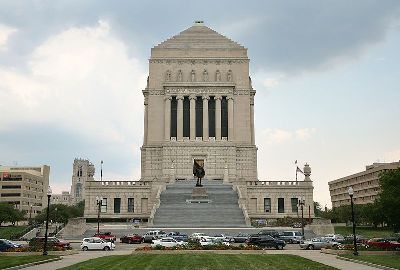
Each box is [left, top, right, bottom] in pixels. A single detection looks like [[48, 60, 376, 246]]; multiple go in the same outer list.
[[194, 20, 204, 25]]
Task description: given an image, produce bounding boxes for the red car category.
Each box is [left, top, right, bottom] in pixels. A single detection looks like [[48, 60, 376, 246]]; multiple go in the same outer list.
[[120, 234, 143, 244], [30, 237, 71, 249], [93, 232, 116, 242], [366, 238, 400, 250]]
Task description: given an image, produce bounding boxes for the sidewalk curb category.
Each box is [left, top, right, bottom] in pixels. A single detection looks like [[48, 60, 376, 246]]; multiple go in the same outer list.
[[336, 255, 398, 270], [3, 257, 62, 270]]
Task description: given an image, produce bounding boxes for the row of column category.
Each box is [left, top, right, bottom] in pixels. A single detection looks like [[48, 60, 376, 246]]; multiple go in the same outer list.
[[164, 95, 234, 141]]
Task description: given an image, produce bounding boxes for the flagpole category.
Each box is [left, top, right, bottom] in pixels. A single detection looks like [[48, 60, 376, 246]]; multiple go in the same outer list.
[[101, 160, 103, 181], [295, 160, 298, 183]]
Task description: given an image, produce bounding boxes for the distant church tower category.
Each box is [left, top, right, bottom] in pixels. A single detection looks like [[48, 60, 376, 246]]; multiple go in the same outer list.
[[71, 159, 95, 204], [141, 21, 257, 182]]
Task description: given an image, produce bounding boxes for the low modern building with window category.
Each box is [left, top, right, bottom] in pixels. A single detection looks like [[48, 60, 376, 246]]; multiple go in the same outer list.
[[328, 161, 400, 208], [0, 165, 50, 218]]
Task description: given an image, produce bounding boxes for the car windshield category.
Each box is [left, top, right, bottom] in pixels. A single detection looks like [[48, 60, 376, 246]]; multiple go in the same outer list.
[[294, 232, 302, 236]]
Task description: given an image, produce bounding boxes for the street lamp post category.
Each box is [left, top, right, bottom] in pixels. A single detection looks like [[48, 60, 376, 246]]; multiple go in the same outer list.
[[54, 207, 58, 235], [348, 187, 358, 256], [43, 186, 52, 256], [298, 196, 305, 239], [29, 204, 33, 225], [96, 196, 103, 235]]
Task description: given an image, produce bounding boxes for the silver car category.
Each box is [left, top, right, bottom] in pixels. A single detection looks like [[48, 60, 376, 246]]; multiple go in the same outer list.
[[299, 237, 339, 250]]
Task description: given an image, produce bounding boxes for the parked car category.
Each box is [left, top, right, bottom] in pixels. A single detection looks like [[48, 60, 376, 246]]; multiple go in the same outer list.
[[120, 234, 143, 244], [151, 237, 186, 248], [299, 238, 339, 250], [324, 234, 345, 243], [292, 222, 302, 228], [233, 233, 250, 243], [344, 234, 367, 243], [29, 237, 71, 249], [211, 234, 234, 243], [81, 237, 115, 251], [0, 239, 23, 252], [366, 238, 400, 250], [166, 232, 188, 242], [190, 232, 208, 241], [93, 232, 117, 242], [199, 237, 230, 246], [280, 231, 303, 244], [247, 235, 286, 249], [143, 230, 167, 243], [256, 230, 283, 239]]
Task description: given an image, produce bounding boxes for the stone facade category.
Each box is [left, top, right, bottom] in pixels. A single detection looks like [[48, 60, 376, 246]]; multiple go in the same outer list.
[[83, 22, 314, 223], [329, 161, 400, 207], [70, 158, 95, 204]]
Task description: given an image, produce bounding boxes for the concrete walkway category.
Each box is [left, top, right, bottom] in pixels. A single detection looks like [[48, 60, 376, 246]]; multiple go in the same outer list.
[[21, 249, 382, 270]]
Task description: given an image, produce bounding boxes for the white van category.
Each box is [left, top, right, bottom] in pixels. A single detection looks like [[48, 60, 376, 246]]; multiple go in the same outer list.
[[143, 230, 167, 243]]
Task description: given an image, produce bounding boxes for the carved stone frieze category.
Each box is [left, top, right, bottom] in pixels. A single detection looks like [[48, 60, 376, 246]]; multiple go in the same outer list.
[[233, 89, 250, 95], [164, 87, 234, 95], [149, 59, 249, 64]]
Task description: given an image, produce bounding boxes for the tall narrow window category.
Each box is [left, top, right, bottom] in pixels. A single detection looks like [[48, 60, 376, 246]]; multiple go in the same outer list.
[[195, 97, 203, 137], [278, 198, 285, 213], [208, 97, 215, 137], [291, 198, 298, 212], [128, 198, 134, 213], [221, 96, 228, 137], [101, 198, 107, 213], [170, 96, 177, 137], [114, 198, 121, 213], [183, 96, 190, 137], [264, 198, 271, 213]]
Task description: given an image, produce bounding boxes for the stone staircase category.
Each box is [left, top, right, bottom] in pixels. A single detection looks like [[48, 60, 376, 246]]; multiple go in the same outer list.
[[152, 180, 248, 228]]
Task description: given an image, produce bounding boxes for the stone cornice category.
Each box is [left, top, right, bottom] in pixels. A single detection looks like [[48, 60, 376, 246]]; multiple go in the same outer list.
[[149, 58, 249, 64]]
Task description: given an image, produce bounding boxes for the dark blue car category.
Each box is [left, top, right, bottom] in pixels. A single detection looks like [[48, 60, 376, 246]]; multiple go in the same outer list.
[[0, 239, 22, 252]]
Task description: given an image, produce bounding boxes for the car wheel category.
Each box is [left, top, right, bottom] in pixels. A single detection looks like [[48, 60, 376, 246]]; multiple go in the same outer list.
[[276, 245, 283, 250], [289, 239, 293, 244], [103, 246, 110, 251], [308, 245, 314, 250], [128, 240, 133, 244], [82, 246, 88, 251]]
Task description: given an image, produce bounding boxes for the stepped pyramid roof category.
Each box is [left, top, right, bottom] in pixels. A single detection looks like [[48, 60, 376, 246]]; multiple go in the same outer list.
[[153, 21, 246, 51]]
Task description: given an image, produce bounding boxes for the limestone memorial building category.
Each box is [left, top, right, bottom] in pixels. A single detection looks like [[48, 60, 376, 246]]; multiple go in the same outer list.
[[84, 22, 314, 227]]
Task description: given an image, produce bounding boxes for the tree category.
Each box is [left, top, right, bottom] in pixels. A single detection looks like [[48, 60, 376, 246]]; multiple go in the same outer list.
[[0, 203, 26, 226], [379, 168, 400, 231], [34, 201, 85, 225]]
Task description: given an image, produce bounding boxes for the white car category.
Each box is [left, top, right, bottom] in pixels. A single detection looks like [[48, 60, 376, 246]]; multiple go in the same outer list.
[[324, 234, 345, 243], [190, 232, 207, 240], [151, 237, 186, 248], [199, 237, 230, 246], [81, 237, 115, 251]]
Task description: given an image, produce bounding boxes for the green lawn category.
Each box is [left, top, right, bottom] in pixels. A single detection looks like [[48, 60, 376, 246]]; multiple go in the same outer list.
[[334, 226, 394, 238], [342, 255, 400, 270], [0, 226, 28, 239], [0, 255, 57, 269], [61, 254, 337, 270]]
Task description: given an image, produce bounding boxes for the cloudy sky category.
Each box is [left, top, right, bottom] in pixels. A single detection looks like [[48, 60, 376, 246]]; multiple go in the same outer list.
[[1, 0, 399, 208]]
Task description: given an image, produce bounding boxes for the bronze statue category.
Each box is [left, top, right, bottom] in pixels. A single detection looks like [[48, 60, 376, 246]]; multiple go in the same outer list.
[[193, 160, 205, 187]]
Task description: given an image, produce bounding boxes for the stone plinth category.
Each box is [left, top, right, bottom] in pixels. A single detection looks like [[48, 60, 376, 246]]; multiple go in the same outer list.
[[191, 187, 208, 199]]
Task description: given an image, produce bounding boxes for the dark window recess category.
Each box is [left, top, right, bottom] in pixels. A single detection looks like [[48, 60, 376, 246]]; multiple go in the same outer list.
[[264, 198, 271, 213], [2, 177, 22, 181], [221, 96, 228, 137], [1, 185, 21, 189], [208, 97, 216, 137], [128, 198, 134, 213], [183, 96, 190, 137], [114, 198, 121, 213], [170, 96, 177, 137], [278, 198, 285, 213], [291, 198, 298, 212], [195, 97, 203, 137], [1, 193, 21, 197]]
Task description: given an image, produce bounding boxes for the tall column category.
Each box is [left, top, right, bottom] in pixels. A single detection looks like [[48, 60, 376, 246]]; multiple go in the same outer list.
[[164, 97, 171, 141], [215, 95, 222, 141], [189, 95, 196, 141], [228, 96, 234, 141], [250, 95, 255, 144], [202, 95, 209, 141], [177, 96, 184, 141], [144, 96, 149, 144]]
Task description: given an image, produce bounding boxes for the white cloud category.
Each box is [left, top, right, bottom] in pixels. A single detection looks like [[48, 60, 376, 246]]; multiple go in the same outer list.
[[252, 70, 287, 89], [259, 128, 316, 145], [0, 20, 147, 144], [295, 128, 316, 141], [0, 24, 17, 51]]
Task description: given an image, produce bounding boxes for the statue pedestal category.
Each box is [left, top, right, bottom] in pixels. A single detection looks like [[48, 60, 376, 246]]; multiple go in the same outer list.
[[186, 187, 212, 204], [191, 187, 208, 199]]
